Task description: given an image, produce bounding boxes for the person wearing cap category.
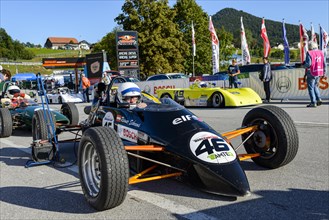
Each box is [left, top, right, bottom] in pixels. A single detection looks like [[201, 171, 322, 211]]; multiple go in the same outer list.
[[227, 59, 240, 88], [303, 41, 326, 107]]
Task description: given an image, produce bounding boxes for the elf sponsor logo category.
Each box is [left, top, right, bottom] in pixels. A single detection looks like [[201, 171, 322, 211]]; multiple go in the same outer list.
[[189, 131, 236, 164], [118, 125, 138, 143], [172, 114, 200, 125]]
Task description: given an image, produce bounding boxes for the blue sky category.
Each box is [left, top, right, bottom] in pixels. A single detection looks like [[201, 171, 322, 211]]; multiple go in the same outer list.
[[0, 0, 328, 46]]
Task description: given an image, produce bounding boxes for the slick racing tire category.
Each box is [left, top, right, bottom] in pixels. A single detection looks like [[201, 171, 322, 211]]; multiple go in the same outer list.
[[0, 108, 13, 138], [32, 110, 55, 161], [241, 105, 298, 169], [78, 127, 129, 211], [61, 102, 79, 125], [209, 92, 224, 108], [32, 110, 51, 141]]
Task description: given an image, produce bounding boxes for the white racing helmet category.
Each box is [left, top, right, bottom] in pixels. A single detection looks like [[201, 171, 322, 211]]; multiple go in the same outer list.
[[117, 82, 141, 109], [7, 85, 21, 99]]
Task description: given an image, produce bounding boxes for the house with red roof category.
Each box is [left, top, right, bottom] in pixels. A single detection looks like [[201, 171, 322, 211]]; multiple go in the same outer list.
[[44, 37, 79, 50]]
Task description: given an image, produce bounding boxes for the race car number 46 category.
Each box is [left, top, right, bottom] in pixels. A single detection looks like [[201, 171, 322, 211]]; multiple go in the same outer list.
[[189, 131, 236, 164]]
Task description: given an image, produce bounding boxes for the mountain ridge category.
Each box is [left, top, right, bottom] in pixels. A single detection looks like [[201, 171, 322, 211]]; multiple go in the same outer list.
[[211, 8, 302, 47]]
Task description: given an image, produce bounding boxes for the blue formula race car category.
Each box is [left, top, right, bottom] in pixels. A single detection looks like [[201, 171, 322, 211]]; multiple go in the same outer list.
[[31, 76, 299, 211]]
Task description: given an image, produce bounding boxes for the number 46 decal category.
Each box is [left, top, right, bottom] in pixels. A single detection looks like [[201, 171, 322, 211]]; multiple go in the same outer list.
[[195, 138, 229, 156]]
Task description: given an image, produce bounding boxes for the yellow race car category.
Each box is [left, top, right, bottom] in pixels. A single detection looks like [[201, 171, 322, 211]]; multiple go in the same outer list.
[[156, 80, 262, 107]]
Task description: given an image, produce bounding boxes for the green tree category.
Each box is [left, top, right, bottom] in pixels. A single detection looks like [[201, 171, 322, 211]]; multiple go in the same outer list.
[[92, 27, 122, 70], [0, 28, 35, 60], [115, 0, 188, 76], [173, 0, 211, 75]]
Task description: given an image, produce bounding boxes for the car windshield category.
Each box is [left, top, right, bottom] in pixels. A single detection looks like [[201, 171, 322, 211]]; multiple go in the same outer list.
[[168, 74, 187, 79], [135, 98, 184, 112]]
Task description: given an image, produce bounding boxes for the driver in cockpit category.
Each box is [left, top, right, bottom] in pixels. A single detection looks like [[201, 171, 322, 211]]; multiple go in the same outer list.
[[117, 82, 147, 109]]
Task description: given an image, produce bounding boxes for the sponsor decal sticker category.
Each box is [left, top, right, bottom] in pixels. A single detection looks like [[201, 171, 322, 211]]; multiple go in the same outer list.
[[190, 131, 236, 164], [117, 124, 138, 143], [138, 131, 148, 143], [172, 114, 202, 125], [276, 76, 291, 93], [116, 115, 122, 122], [102, 112, 114, 128]]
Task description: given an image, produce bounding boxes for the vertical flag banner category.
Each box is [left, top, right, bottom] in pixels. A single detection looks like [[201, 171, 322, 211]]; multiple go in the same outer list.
[[192, 22, 196, 57], [209, 16, 219, 74], [261, 18, 271, 57], [319, 25, 328, 70], [282, 19, 290, 65], [241, 17, 251, 65], [299, 22, 309, 62], [311, 22, 318, 44]]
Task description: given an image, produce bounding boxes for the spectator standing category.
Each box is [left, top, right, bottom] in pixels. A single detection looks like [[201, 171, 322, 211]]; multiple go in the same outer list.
[[227, 59, 240, 88], [259, 57, 273, 102], [81, 73, 91, 103], [303, 41, 326, 107]]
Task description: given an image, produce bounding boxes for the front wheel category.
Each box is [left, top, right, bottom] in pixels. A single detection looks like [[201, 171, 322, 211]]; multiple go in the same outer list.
[[78, 127, 129, 211], [241, 105, 298, 169], [32, 110, 48, 141], [209, 92, 224, 108]]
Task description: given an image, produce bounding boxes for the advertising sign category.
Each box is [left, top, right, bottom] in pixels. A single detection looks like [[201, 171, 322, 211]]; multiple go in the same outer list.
[[85, 52, 104, 80], [116, 31, 140, 78]]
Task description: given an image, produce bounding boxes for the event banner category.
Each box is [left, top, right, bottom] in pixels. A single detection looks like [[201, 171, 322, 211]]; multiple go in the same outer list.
[[116, 31, 140, 78]]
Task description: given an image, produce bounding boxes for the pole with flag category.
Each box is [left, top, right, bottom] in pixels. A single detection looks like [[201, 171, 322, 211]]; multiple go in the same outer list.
[[192, 21, 196, 76], [209, 16, 219, 74], [282, 19, 290, 65], [319, 24, 328, 72], [311, 22, 318, 44], [299, 21, 309, 63], [261, 18, 271, 58], [241, 17, 251, 65]]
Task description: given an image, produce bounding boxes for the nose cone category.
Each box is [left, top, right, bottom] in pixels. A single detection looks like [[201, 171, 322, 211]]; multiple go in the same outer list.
[[190, 160, 250, 197]]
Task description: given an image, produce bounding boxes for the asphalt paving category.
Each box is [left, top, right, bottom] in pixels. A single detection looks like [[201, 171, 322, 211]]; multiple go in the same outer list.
[[0, 100, 328, 220]]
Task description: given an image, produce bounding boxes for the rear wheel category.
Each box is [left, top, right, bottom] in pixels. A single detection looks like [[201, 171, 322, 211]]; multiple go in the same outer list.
[[0, 108, 13, 138], [242, 105, 299, 168], [61, 102, 79, 125], [78, 127, 129, 210]]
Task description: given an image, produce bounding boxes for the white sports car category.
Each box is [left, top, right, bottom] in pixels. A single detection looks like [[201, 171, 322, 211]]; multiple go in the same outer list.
[[46, 87, 84, 104]]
